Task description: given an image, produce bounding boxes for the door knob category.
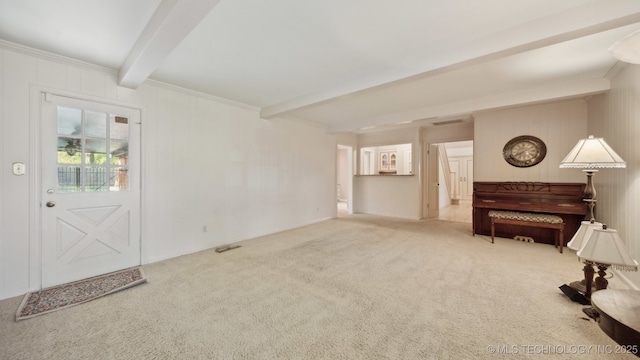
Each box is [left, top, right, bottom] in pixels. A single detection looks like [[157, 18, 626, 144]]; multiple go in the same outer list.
[[46, 201, 56, 208]]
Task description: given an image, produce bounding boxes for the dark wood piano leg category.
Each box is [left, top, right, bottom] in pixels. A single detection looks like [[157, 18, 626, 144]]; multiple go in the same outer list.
[[559, 228, 563, 253], [553, 227, 564, 253], [490, 219, 495, 243], [472, 206, 475, 236]]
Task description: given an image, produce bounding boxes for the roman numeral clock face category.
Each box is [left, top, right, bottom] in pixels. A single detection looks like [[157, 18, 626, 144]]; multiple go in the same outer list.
[[502, 135, 547, 167]]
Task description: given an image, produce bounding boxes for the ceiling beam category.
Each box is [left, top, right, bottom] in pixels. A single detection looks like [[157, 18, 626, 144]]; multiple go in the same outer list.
[[326, 77, 611, 133], [118, 0, 221, 89], [260, 0, 640, 120]]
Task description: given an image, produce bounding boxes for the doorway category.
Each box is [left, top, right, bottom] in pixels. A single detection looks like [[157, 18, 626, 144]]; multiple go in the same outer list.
[[337, 145, 353, 216], [437, 140, 473, 223], [40, 93, 142, 288]]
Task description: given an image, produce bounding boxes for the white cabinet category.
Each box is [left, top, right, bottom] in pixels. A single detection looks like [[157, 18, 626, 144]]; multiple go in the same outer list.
[[379, 151, 397, 174]]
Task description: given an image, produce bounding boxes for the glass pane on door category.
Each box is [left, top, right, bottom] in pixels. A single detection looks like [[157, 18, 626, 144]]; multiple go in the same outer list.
[[57, 165, 82, 193], [57, 107, 82, 135], [55, 106, 131, 193], [110, 167, 129, 191], [84, 139, 107, 165], [57, 137, 82, 164], [85, 166, 108, 192], [85, 111, 107, 138], [110, 115, 129, 139]]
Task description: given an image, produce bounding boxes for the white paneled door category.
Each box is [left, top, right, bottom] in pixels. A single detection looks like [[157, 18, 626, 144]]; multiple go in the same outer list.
[[40, 94, 141, 288], [449, 156, 474, 201]]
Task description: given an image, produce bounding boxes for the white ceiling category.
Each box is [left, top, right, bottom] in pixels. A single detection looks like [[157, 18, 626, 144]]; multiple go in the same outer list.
[[1, 0, 640, 133]]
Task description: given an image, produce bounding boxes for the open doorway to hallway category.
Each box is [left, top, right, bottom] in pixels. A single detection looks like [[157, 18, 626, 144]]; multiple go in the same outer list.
[[436, 140, 473, 223], [337, 145, 353, 217]]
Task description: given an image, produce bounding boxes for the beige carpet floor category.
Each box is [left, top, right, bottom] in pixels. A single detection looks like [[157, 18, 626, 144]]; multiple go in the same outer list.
[[0, 215, 635, 359]]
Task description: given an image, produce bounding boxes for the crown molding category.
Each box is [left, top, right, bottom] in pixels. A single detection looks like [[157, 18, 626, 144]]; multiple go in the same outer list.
[[0, 39, 259, 111], [604, 60, 628, 80], [0, 39, 117, 74]]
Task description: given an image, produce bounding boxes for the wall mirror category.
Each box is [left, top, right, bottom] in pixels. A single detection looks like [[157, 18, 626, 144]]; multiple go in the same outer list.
[[359, 143, 412, 175]]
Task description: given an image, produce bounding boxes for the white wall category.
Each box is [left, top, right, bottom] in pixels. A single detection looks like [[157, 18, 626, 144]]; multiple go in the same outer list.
[[353, 128, 421, 219], [438, 158, 450, 208], [587, 64, 640, 289], [0, 43, 336, 300], [444, 141, 473, 157], [422, 122, 474, 144], [474, 100, 587, 183], [354, 175, 419, 219]]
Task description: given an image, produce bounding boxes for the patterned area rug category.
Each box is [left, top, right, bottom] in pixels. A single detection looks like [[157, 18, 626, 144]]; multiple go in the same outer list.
[[15, 267, 147, 321]]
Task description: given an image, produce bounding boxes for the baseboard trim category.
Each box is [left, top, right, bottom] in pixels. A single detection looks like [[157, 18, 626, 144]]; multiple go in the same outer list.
[[0, 287, 35, 302]]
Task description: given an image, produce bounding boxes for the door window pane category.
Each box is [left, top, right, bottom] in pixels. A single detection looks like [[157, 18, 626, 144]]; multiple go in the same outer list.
[[84, 139, 107, 165], [110, 141, 128, 165], [57, 166, 82, 193], [85, 166, 108, 192], [110, 167, 129, 191], [57, 137, 82, 164], [57, 107, 82, 135], [56, 106, 132, 193], [85, 111, 107, 138], [110, 115, 129, 139]]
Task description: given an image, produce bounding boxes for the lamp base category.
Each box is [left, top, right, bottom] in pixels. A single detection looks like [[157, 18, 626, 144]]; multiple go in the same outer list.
[[594, 265, 609, 291], [582, 170, 597, 222], [583, 199, 596, 222]]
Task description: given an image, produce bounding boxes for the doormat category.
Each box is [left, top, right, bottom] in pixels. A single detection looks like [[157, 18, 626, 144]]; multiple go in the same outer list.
[[15, 267, 147, 321]]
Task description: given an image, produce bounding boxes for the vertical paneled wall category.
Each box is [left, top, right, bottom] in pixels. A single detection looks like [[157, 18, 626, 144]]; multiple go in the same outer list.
[[474, 100, 587, 183], [2, 50, 37, 295], [0, 44, 336, 300], [587, 64, 640, 289]]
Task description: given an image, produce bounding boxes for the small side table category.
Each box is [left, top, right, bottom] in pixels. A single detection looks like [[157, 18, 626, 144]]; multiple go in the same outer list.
[[591, 289, 640, 354]]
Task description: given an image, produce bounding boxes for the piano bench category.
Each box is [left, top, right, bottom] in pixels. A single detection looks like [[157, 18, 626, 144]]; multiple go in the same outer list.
[[488, 210, 565, 253]]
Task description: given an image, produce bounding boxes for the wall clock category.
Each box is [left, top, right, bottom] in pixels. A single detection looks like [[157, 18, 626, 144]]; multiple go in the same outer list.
[[502, 135, 546, 167]]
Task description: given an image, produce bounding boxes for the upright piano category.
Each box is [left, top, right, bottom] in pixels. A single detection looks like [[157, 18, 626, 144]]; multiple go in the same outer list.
[[473, 182, 587, 246]]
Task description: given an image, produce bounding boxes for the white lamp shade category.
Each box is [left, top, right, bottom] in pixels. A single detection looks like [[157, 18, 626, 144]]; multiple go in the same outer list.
[[577, 228, 638, 271], [609, 29, 640, 64], [559, 135, 626, 168], [567, 221, 603, 251]]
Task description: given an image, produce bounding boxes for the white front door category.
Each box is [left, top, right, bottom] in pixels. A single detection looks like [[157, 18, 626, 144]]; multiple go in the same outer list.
[[40, 93, 141, 288]]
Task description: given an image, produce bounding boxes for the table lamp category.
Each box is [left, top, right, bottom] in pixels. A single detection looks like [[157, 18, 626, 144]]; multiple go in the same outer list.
[[559, 136, 626, 222], [576, 225, 638, 318], [565, 220, 603, 297], [577, 225, 638, 292]]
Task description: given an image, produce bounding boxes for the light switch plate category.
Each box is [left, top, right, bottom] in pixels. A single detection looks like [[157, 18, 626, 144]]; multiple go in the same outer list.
[[12, 162, 25, 175]]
